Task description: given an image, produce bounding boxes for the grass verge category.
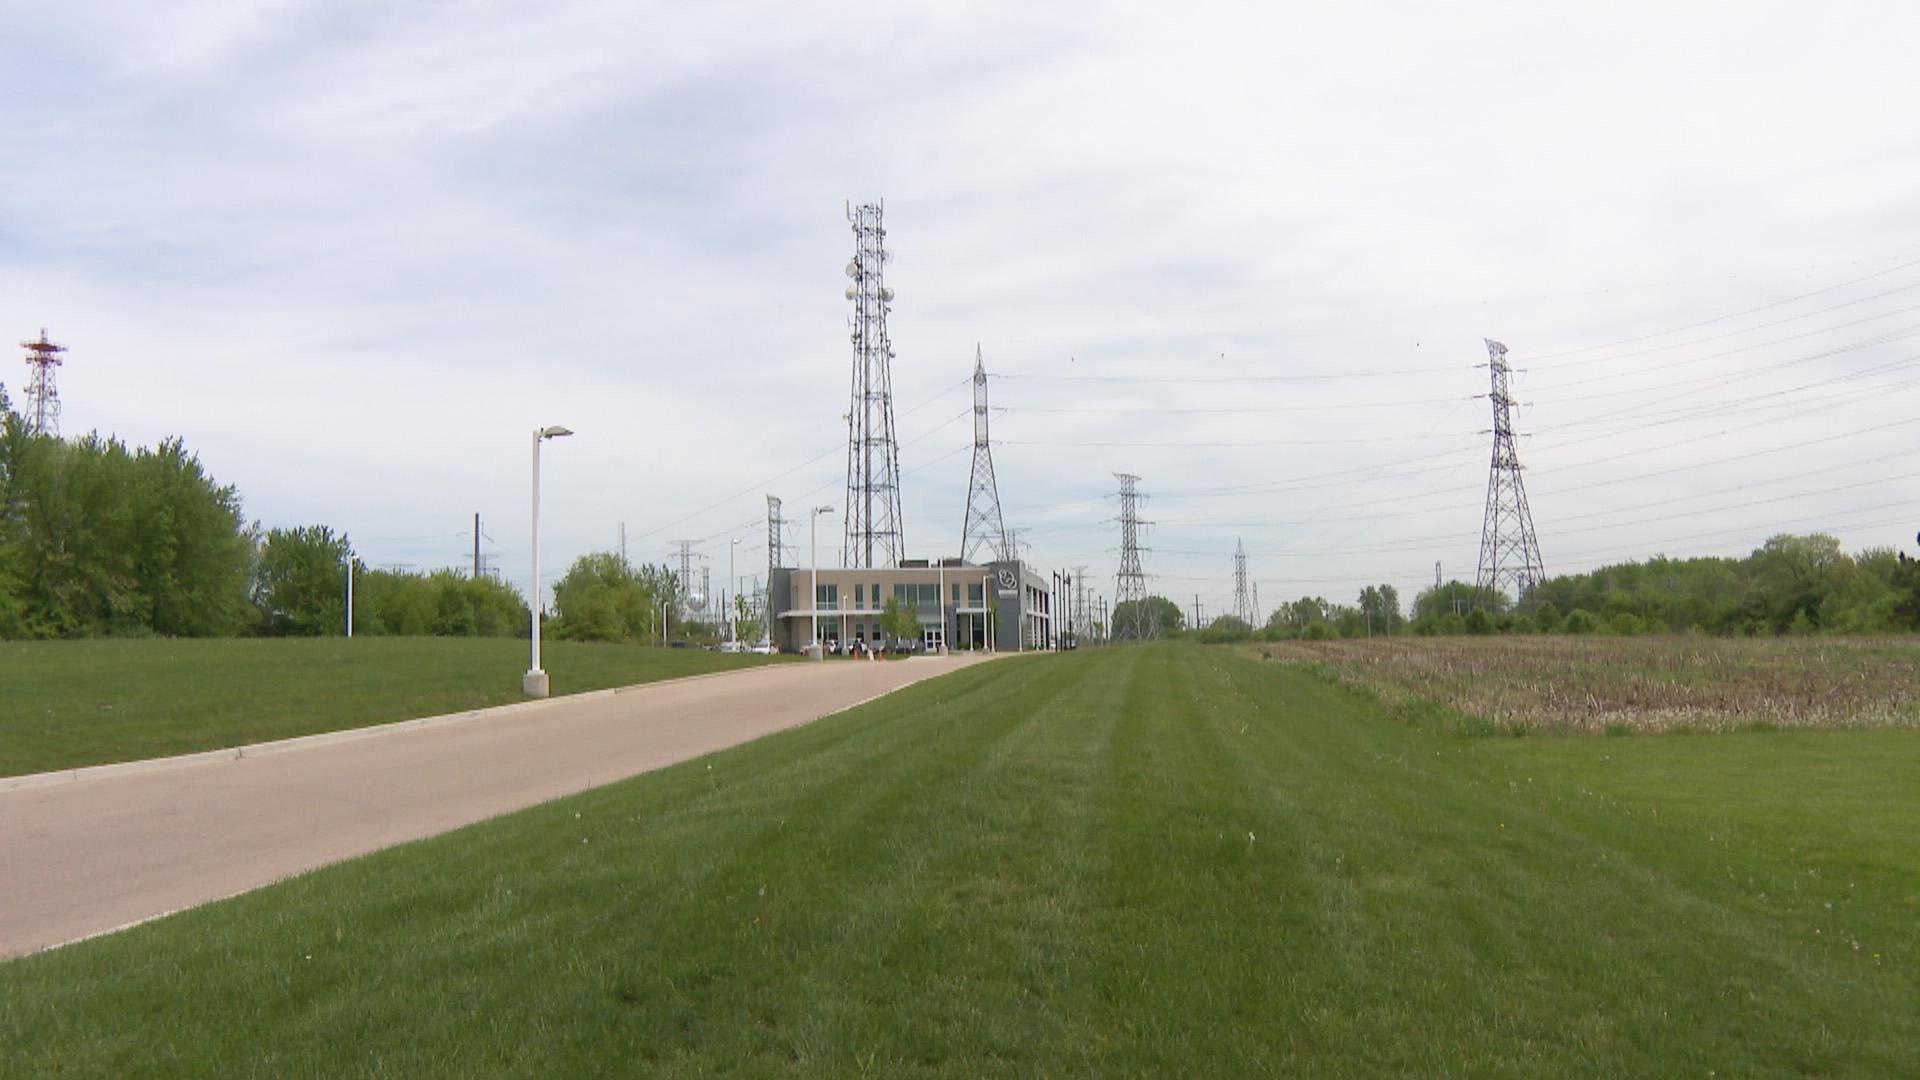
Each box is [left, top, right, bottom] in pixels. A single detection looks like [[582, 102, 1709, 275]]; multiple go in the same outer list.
[[1258, 635, 1920, 734], [2, 644, 1914, 1075], [0, 637, 788, 776]]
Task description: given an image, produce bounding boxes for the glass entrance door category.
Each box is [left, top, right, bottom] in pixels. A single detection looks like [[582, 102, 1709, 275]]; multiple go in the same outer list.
[[922, 626, 945, 652]]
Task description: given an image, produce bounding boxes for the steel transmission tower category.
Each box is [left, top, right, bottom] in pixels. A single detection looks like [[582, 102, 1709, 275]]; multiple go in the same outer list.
[[842, 200, 906, 568], [1474, 339, 1546, 602], [673, 541, 703, 618], [20, 329, 65, 438], [961, 344, 1010, 563], [1072, 565, 1092, 642], [1232, 539, 1252, 624], [1113, 473, 1151, 639], [766, 496, 788, 571]]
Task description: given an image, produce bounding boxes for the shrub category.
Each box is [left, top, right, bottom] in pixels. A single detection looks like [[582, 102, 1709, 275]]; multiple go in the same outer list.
[[1561, 609, 1600, 634], [1605, 612, 1647, 636], [1534, 601, 1562, 633]]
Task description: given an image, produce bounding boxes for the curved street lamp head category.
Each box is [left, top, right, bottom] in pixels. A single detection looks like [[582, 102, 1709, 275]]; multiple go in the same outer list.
[[814, 505, 835, 515], [538, 425, 573, 440]]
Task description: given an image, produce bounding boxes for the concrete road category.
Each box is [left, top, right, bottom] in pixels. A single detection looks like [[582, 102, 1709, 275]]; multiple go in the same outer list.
[[0, 654, 993, 959]]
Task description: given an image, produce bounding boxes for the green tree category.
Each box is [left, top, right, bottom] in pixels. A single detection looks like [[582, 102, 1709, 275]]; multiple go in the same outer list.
[[879, 594, 919, 648], [552, 553, 668, 642], [1744, 533, 1846, 632], [1111, 595, 1184, 639], [252, 525, 352, 636], [1357, 585, 1403, 636], [1412, 581, 1508, 622], [1197, 614, 1254, 644], [0, 418, 254, 638]]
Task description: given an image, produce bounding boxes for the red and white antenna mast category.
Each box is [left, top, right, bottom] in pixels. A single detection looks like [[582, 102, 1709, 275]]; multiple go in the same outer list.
[[21, 329, 66, 438]]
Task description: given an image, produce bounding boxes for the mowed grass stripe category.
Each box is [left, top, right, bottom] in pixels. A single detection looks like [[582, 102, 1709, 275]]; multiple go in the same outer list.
[[3, 645, 1915, 1077], [1213, 651, 1916, 1076], [0, 637, 790, 776]]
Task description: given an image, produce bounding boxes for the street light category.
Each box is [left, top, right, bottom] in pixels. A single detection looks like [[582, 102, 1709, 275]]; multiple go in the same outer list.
[[810, 505, 834, 659], [523, 424, 573, 697], [343, 553, 357, 638]]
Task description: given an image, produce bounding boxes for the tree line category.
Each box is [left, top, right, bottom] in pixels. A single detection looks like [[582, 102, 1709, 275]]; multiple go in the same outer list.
[[1187, 533, 1920, 642], [0, 399, 531, 639], [8, 393, 1914, 643]]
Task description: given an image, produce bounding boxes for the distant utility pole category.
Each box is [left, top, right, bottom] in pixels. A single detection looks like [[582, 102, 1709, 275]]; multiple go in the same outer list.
[[1192, 594, 1203, 631], [1252, 582, 1261, 629], [619, 522, 628, 567], [1475, 339, 1546, 604], [474, 513, 483, 579], [1113, 473, 1150, 640]]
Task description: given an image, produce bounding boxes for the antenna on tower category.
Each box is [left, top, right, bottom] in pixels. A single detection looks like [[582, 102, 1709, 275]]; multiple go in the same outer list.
[[1113, 473, 1152, 639], [961, 344, 1010, 563], [1475, 339, 1546, 604], [20, 329, 65, 438], [843, 200, 906, 568]]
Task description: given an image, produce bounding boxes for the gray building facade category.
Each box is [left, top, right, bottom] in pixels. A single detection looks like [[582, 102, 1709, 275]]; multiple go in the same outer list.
[[768, 558, 1053, 653]]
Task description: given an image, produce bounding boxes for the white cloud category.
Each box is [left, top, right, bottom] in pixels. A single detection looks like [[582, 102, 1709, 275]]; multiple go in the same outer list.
[[4, 0, 1919, 615]]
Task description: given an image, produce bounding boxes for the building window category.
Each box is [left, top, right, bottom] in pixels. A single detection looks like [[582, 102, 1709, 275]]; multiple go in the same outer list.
[[816, 583, 838, 611], [952, 583, 961, 606], [968, 583, 983, 605], [854, 583, 864, 610]]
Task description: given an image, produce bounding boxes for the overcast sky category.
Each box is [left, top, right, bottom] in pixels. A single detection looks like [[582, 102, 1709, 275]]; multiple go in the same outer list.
[[6, 1, 1919, 621]]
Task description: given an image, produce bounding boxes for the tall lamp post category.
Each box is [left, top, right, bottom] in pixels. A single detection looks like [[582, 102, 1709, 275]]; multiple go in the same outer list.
[[523, 424, 573, 697], [343, 553, 356, 638], [728, 537, 740, 643], [810, 505, 834, 659]]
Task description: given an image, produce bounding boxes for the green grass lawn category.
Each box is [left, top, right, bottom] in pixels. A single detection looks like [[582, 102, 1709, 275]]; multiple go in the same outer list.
[[0, 637, 788, 777], [4, 644, 1914, 1076]]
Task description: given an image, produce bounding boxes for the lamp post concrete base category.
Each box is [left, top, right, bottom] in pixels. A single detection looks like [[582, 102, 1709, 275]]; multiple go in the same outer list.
[[521, 670, 550, 698], [804, 644, 824, 662]]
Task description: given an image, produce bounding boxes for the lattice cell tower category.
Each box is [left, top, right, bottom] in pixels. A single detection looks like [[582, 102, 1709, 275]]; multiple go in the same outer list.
[[21, 329, 66, 438], [1232, 539, 1252, 624], [842, 200, 906, 568], [961, 344, 1010, 563], [1474, 339, 1546, 602], [1113, 473, 1151, 639]]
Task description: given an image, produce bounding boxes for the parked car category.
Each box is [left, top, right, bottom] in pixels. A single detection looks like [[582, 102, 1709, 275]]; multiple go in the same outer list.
[[749, 642, 775, 655], [718, 641, 746, 654]]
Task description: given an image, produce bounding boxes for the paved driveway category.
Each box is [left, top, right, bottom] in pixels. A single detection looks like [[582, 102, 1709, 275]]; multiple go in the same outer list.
[[0, 654, 994, 959]]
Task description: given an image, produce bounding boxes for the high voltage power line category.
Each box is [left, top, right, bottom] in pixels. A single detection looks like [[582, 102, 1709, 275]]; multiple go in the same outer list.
[[603, 248, 1920, 611]]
